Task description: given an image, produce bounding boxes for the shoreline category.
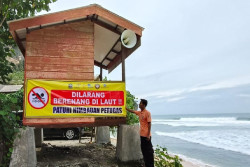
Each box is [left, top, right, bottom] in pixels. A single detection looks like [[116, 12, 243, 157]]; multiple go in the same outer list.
[[174, 153, 215, 167], [111, 137, 201, 167]]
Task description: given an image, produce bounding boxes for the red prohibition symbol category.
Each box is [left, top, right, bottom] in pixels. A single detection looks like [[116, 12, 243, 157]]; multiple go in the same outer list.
[[28, 87, 49, 109]]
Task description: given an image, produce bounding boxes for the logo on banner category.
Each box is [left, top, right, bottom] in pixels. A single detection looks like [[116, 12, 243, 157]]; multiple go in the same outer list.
[[28, 87, 49, 109], [95, 84, 100, 89], [68, 84, 73, 89]]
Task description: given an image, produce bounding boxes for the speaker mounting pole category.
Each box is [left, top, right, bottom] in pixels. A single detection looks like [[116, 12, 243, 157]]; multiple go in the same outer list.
[[121, 46, 127, 82]]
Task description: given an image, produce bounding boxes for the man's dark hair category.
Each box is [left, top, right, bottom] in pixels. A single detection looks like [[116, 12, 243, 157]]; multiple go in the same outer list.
[[140, 99, 148, 107]]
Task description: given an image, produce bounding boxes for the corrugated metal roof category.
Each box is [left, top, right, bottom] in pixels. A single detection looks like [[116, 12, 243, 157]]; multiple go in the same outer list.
[[7, 4, 143, 73], [7, 4, 144, 30], [0, 85, 23, 93]]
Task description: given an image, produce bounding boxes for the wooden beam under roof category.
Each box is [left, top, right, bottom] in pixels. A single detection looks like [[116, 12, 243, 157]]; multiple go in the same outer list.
[[91, 15, 122, 35], [101, 37, 121, 64], [108, 36, 141, 73], [94, 60, 108, 70], [111, 49, 120, 54], [106, 57, 113, 62], [12, 31, 25, 55]]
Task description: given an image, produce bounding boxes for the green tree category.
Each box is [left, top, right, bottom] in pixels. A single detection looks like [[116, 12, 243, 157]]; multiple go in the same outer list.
[[0, 0, 57, 84], [126, 90, 139, 125], [0, 89, 24, 166]]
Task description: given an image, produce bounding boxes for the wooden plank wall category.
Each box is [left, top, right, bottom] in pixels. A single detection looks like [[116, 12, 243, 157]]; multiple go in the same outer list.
[[25, 20, 94, 80]]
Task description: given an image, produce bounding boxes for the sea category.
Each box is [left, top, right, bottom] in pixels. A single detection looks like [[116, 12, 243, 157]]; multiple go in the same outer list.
[[151, 113, 250, 167]]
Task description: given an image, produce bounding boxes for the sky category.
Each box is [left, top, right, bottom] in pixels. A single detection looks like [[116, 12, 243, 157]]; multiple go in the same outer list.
[[39, 0, 250, 115]]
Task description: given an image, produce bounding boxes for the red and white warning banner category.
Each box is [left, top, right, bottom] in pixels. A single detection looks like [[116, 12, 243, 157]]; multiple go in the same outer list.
[[24, 79, 126, 118], [51, 90, 124, 106]]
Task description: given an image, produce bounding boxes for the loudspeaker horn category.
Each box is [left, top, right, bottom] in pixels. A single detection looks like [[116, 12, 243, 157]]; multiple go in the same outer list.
[[121, 30, 137, 48]]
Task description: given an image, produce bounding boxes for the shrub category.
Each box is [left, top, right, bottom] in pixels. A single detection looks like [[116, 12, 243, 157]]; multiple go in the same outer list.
[[154, 145, 183, 167], [0, 89, 23, 166]]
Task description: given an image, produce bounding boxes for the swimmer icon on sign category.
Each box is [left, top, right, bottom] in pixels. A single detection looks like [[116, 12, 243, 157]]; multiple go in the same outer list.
[[28, 87, 49, 109]]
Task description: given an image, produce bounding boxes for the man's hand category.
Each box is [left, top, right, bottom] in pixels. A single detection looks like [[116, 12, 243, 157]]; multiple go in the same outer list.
[[146, 136, 150, 141], [126, 107, 135, 114]]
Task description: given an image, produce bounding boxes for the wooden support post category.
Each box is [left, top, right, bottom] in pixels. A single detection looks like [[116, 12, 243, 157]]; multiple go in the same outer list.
[[79, 127, 82, 143], [90, 127, 94, 143], [121, 46, 126, 82], [100, 67, 103, 81]]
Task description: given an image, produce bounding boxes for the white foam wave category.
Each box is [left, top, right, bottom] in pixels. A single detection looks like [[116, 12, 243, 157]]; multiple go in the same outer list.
[[152, 121, 219, 127], [152, 117, 250, 127], [179, 117, 236, 122], [153, 119, 179, 122], [155, 130, 250, 156]]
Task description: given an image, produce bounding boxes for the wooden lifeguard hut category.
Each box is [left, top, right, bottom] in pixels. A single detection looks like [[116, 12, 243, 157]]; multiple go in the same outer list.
[[8, 4, 143, 128]]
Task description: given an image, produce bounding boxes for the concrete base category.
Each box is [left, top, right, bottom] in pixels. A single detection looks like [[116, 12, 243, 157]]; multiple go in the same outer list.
[[9, 127, 37, 167], [96, 126, 110, 144], [116, 124, 143, 162], [34, 128, 43, 148]]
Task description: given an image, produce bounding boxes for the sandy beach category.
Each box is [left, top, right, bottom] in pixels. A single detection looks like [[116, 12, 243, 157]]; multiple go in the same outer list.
[[38, 137, 200, 167], [181, 161, 200, 167], [38, 137, 143, 167]]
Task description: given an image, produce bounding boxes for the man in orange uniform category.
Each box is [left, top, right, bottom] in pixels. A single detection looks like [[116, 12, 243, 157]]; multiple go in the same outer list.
[[126, 99, 154, 167]]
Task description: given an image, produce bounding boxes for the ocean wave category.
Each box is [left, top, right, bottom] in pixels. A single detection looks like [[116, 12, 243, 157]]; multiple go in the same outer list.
[[155, 130, 250, 156], [179, 117, 237, 122], [153, 118, 180, 122], [152, 117, 250, 127], [152, 122, 220, 127], [237, 117, 250, 121]]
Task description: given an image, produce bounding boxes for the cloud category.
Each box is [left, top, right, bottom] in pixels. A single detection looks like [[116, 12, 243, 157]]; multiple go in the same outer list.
[[166, 96, 186, 102], [137, 89, 187, 99], [238, 94, 250, 98], [189, 76, 250, 92], [138, 75, 250, 101]]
